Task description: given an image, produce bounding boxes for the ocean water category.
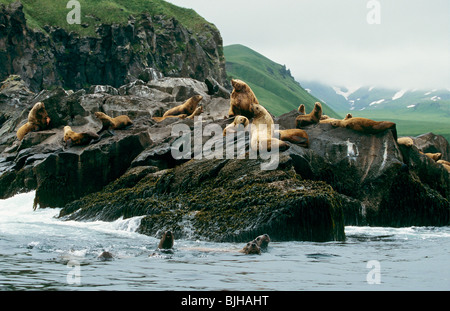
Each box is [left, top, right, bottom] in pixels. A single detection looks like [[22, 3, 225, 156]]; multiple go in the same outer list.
[[0, 191, 449, 291]]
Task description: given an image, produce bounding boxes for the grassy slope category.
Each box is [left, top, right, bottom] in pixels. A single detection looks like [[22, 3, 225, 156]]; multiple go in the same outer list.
[[224, 44, 340, 118], [0, 0, 214, 36]]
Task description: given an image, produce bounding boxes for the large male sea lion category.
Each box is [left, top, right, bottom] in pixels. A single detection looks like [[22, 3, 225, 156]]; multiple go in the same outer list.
[[330, 117, 397, 140], [16, 102, 51, 140], [94, 111, 133, 134], [295, 102, 322, 128], [163, 95, 203, 118], [228, 79, 259, 119]]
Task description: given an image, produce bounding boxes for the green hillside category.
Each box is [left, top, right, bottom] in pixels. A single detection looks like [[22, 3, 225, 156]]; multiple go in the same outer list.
[[0, 0, 214, 37], [224, 44, 340, 118]]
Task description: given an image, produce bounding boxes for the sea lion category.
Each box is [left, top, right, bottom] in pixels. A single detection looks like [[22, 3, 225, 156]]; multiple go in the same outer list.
[[319, 113, 353, 124], [437, 160, 450, 173], [158, 230, 174, 250], [94, 111, 133, 134], [16, 102, 51, 140], [63, 126, 100, 148], [250, 104, 289, 152], [162, 95, 203, 118], [421, 152, 442, 161], [276, 129, 309, 148], [253, 234, 270, 249], [223, 115, 250, 136], [330, 117, 397, 140], [228, 79, 259, 119], [298, 104, 305, 114], [397, 137, 414, 147], [240, 241, 261, 255], [295, 102, 322, 128], [97, 251, 114, 261]]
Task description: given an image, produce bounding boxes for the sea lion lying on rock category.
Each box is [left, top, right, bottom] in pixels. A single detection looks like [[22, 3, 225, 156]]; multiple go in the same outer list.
[[94, 111, 133, 135], [17, 102, 51, 140], [397, 137, 414, 147], [421, 152, 442, 161], [437, 160, 450, 173], [63, 126, 100, 148], [319, 113, 352, 124], [163, 95, 203, 118], [330, 117, 397, 140]]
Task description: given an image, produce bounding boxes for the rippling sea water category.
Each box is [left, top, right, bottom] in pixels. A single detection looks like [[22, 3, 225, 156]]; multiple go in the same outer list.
[[0, 191, 449, 291]]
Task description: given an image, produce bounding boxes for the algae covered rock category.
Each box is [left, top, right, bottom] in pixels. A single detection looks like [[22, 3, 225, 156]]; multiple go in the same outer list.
[[60, 155, 346, 242]]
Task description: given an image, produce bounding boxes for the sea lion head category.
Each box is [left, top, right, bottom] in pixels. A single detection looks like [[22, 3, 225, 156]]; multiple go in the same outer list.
[[158, 230, 174, 250], [231, 79, 248, 92], [344, 113, 353, 120], [314, 102, 322, 114], [298, 104, 305, 114], [63, 126, 73, 141], [254, 234, 270, 248], [330, 120, 340, 127], [251, 103, 265, 117], [242, 241, 261, 255], [193, 94, 203, 102], [94, 111, 106, 119], [234, 115, 249, 128]]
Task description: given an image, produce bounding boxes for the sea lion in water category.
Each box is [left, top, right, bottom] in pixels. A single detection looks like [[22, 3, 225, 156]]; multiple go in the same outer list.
[[158, 230, 174, 250], [295, 102, 322, 128], [16, 102, 51, 140], [330, 117, 397, 140], [63, 126, 100, 148], [228, 79, 259, 119], [163, 95, 203, 118], [253, 234, 270, 249], [97, 251, 114, 261], [94, 111, 133, 135], [240, 241, 261, 255]]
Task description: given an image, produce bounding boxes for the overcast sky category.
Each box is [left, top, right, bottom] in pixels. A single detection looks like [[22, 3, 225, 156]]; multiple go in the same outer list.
[[166, 0, 449, 90]]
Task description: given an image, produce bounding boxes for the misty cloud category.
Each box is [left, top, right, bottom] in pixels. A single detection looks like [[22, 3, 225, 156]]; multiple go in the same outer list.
[[167, 0, 449, 89]]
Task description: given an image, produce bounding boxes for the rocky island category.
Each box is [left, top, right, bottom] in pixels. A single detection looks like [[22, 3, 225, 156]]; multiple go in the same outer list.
[[0, 2, 448, 244]]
